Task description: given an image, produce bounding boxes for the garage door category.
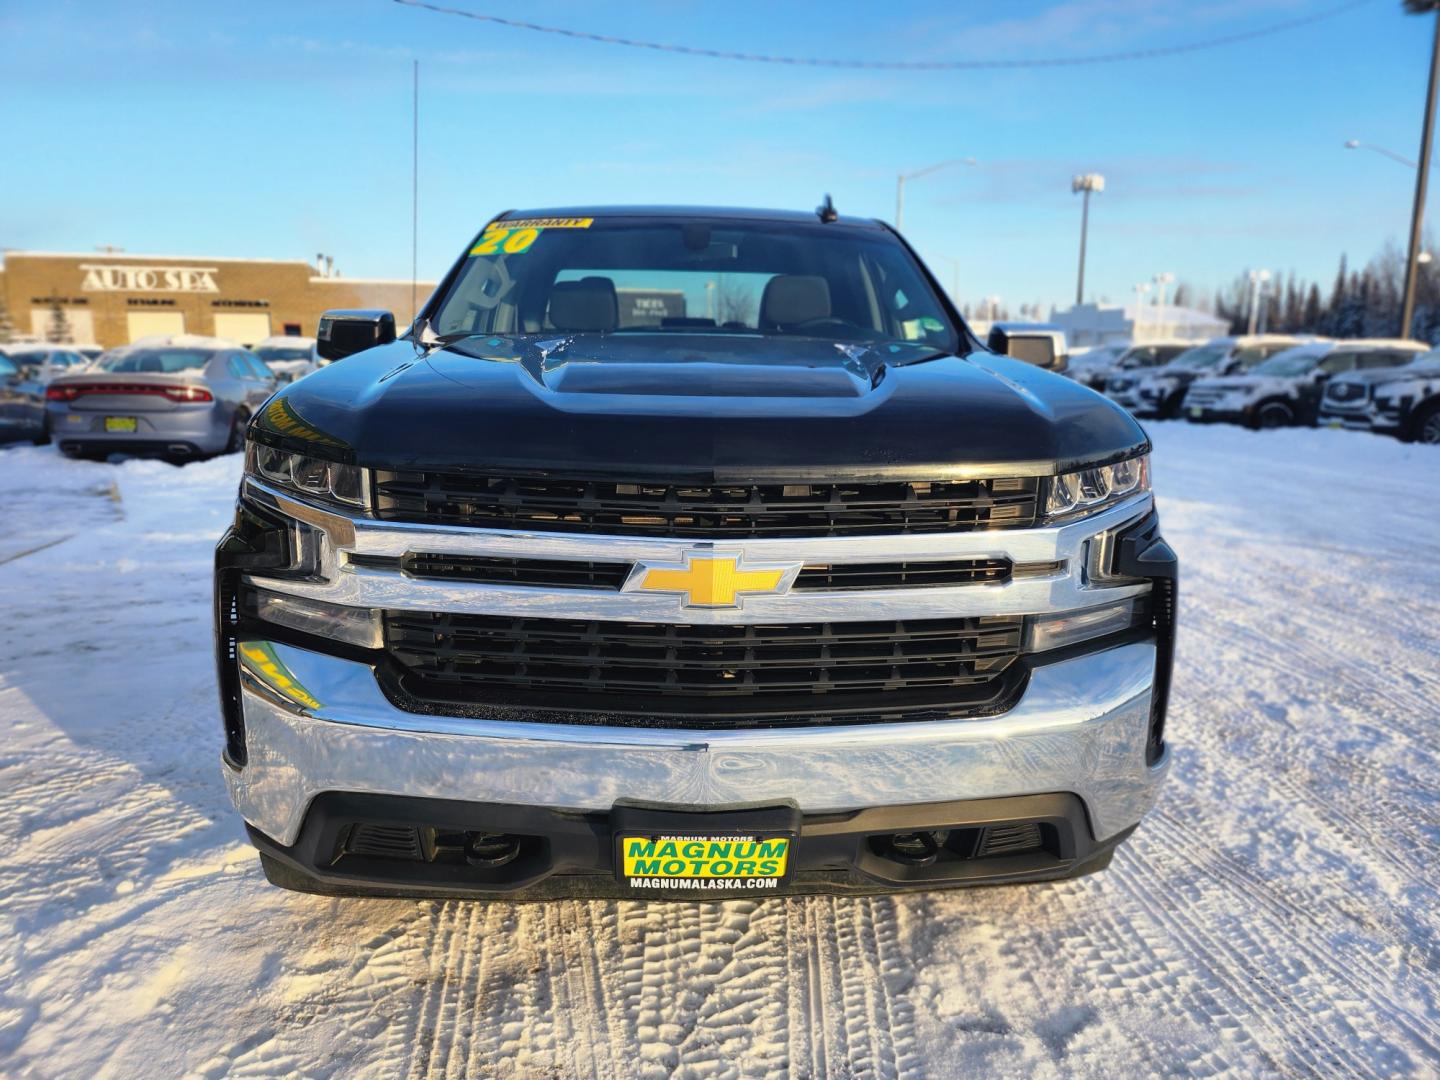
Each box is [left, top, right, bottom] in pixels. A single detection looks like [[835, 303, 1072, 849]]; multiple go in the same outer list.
[[127, 311, 186, 342], [212, 312, 272, 347], [29, 308, 96, 344]]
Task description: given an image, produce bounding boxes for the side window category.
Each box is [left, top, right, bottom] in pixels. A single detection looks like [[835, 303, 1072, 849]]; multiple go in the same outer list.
[[247, 355, 274, 381], [227, 355, 253, 380], [0, 356, 16, 377], [1359, 352, 1404, 369], [1320, 352, 1359, 375]]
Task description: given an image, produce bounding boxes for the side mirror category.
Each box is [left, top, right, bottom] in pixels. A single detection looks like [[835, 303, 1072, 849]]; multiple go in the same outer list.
[[317, 309, 396, 362]]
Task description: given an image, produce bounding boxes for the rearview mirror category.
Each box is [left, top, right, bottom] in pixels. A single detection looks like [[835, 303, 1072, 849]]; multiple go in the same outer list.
[[317, 309, 396, 362]]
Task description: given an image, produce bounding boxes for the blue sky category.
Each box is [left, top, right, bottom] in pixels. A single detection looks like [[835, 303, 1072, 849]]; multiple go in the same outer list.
[[1, 0, 1433, 312]]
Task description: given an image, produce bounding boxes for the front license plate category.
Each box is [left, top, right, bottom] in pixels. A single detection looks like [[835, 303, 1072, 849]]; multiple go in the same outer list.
[[1189, 406, 1203, 419], [104, 416, 137, 433], [617, 833, 792, 893]]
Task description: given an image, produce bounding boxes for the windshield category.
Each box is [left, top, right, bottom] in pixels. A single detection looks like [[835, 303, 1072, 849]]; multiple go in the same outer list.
[[1165, 344, 1229, 370], [429, 217, 959, 354], [256, 347, 313, 363], [1252, 348, 1323, 376], [9, 351, 49, 367], [106, 349, 213, 373]]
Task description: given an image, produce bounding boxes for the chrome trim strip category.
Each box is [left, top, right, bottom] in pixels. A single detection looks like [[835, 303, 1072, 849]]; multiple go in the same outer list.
[[240, 478, 1153, 622], [226, 638, 1169, 847]]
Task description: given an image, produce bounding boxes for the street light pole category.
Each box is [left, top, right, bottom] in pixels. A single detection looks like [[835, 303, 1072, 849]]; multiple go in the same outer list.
[[1401, 1, 1440, 339], [1344, 139, 1420, 169], [1246, 269, 1272, 336], [1072, 174, 1105, 305], [1132, 283, 1151, 340], [1154, 271, 1175, 337], [895, 158, 976, 231]]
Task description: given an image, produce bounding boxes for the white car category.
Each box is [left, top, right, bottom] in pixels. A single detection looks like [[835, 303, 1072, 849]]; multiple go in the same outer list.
[[253, 336, 320, 384], [1066, 341, 1132, 390]]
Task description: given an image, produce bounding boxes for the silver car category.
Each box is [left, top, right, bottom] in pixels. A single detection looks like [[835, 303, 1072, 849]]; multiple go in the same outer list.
[[0, 345, 91, 444], [46, 336, 276, 460]]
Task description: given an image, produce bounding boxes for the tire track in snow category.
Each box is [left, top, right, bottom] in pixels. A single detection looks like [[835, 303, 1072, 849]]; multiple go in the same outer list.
[[1145, 804, 1440, 1067]]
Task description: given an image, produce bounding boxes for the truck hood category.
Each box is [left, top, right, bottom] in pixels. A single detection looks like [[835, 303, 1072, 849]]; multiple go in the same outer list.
[[256, 334, 1148, 478]]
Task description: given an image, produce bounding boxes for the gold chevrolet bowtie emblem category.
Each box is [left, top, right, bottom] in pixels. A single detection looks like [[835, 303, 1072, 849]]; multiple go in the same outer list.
[[624, 552, 801, 608]]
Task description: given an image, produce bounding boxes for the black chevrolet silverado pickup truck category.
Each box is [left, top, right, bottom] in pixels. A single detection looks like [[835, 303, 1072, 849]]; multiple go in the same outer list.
[[215, 205, 1177, 899]]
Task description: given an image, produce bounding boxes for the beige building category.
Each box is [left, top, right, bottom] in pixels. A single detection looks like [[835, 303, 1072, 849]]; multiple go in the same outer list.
[[0, 251, 436, 348]]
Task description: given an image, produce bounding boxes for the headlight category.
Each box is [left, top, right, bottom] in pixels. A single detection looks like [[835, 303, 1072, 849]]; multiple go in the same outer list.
[[245, 441, 365, 509], [1046, 454, 1149, 521]]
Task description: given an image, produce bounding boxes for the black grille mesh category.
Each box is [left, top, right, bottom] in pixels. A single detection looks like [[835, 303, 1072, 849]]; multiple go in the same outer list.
[[372, 473, 1041, 537], [363, 552, 1013, 592], [383, 611, 1024, 721]]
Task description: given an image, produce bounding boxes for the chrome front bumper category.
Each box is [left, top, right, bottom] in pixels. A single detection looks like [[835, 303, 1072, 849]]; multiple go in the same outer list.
[[227, 637, 1169, 849]]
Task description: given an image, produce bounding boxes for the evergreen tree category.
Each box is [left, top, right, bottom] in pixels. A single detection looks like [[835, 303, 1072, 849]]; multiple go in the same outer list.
[[45, 300, 74, 344], [1303, 284, 1322, 331]]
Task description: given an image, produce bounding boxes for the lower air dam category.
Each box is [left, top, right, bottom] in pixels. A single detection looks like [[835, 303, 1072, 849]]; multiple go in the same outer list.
[[629, 878, 781, 890]]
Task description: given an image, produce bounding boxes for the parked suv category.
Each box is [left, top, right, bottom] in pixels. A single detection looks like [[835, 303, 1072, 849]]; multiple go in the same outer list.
[[253, 336, 321, 384], [1185, 339, 1427, 428], [1321, 351, 1440, 442], [216, 205, 1177, 899], [1099, 342, 1196, 412], [1119, 336, 1301, 418], [47, 334, 276, 460]]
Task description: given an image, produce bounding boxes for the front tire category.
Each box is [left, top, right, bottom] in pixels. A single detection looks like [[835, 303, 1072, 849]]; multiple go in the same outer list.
[[1252, 400, 1293, 429], [225, 409, 250, 455], [1410, 400, 1440, 445]]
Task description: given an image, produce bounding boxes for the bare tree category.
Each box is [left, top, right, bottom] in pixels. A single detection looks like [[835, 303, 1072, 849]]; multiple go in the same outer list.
[[713, 275, 757, 326]]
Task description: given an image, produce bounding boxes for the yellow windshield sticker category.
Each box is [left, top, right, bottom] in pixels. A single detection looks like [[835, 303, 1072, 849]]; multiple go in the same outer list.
[[500, 217, 593, 230], [469, 217, 593, 257]]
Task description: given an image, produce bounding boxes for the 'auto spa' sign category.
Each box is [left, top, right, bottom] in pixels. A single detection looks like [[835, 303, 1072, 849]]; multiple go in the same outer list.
[[80, 264, 220, 294]]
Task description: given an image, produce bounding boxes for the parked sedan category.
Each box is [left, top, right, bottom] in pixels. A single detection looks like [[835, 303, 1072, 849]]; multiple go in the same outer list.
[[0, 345, 91, 443], [45, 335, 277, 460], [1066, 341, 1131, 390], [1100, 341, 1199, 410], [1183, 339, 1427, 428]]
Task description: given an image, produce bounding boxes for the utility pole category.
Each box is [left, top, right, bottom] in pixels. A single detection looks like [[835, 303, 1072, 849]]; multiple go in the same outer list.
[[1072, 174, 1105, 305], [412, 59, 420, 324], [1401, 1, 1440, 339]]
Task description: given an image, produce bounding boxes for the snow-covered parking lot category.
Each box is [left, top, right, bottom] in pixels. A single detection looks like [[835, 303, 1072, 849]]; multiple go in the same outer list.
[[0, 422, 1437, 1079]]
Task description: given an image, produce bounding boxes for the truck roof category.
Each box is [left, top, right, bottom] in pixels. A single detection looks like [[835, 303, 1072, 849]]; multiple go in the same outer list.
[[496, 205, 886, 230]]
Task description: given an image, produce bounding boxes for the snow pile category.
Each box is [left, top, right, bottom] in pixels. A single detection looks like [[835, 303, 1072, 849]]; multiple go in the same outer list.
[[0, 425, 1437, 1078]]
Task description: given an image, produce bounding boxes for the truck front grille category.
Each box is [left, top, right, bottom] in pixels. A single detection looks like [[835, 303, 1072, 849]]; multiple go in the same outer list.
[[1181, 385, 1229, 409], [382, 611, 1025, 725], [1325, 381, 1369, 404], [371, 473, 1040, 537], [352, 552, 1014, 591]]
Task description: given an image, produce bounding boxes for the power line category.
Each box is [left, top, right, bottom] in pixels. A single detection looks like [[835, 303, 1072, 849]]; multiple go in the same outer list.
[[393, 0, 1375, 71]]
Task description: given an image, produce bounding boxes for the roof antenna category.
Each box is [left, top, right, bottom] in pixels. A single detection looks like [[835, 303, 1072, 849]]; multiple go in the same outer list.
[[816, 194, 838, 223]]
